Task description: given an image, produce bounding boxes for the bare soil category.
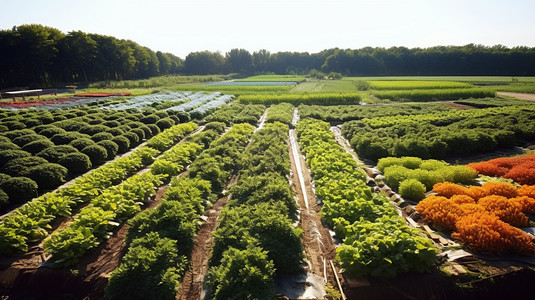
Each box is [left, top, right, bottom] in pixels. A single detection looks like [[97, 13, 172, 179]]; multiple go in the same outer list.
[[288, 129, 344, 297], [176, 175, 238, 300], [498, 92, 535, 101]]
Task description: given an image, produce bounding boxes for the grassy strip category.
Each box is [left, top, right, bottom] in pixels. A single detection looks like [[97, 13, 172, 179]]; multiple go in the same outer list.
[[239, 93, 361, 105], [372, 88, 496, 102], [368, 80, 473, 90]]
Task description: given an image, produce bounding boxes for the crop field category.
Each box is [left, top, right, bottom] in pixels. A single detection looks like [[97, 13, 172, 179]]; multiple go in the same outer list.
[[1, 76, 535, 300]]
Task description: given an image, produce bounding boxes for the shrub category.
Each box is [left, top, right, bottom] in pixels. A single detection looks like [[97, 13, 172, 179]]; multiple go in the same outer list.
[[131, 128, 146, 141], [0, 189, 8, 206], [81, 144, 108, 166], [204, 122, 226, 134], [147, 124, 161, 136], [0, 176, 38, 203], [399, 179, 426, 201], [112, 136, 131, 153], [22, 118, 42, 127], [140, 114, 160, 125], [102, 120, 121, 128], [79, 124, 110, 136], [36, 145, 79, 163], [3, 129, 35, 140], [0, 142, 20, 151], [1, 156, 49, 177], [91, 132, 114, 142], [122, 132, 140, 147], [26, 163, 68, 190], [38, 126, 66, 138], [63, 121, 91, 131], [12, 134, 48, 147], [59, 152, 92, 174], [69, 138, 96, 151], [155, 118, 175, 130], [107, 128, 125, 136], [0, 150, 31, 166], [50, 132, 91, 145], [97, 140, 119, 159], [2, 121, 25, 130], [154, 111, 169, 119], [21, 139, 55, 154], [137, 125, 153, 138]]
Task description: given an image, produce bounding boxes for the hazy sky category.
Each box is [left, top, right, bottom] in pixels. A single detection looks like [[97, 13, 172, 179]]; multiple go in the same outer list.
[[1, 0, 534, 58]]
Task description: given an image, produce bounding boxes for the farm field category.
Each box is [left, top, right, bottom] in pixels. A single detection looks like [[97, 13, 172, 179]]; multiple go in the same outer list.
[[1, 75, 535, 299]]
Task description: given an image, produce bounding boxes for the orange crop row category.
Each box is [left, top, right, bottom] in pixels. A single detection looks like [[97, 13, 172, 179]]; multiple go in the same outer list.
[[416, 182, 535, 255], [468, 155, 535, 185]]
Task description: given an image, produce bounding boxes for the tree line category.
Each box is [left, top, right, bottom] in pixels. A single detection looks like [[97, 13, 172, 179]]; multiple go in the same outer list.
[[2, 24, 535, 88]]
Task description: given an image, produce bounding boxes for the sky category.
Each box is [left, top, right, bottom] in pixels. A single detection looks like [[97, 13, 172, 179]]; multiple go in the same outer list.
[[1, 0, 534, 58]]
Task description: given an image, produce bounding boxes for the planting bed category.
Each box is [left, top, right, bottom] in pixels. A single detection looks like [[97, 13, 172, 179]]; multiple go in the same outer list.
[[1, 80, 535, 299]]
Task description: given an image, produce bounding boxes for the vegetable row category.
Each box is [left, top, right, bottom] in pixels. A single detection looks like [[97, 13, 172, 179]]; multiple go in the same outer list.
[[106, 123, 254, 299], [296, 118, 438, 278], [0, 122, 197, 255]]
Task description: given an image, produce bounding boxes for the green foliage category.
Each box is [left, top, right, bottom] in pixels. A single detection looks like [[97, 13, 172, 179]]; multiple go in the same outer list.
[[240, 93, 361, 105], [371, 88, 496, 102], [297, 118, 437, 278], [336, 216, 438, 278], [1, 156, 48, 177], [265, 103, 294, 125], [58, 153, 92, 174], [90, 131, 114, 142], [380, 157, 477, 194], [0, 149, 31, 166], [399, 179, 426, 201], [106, 232, 188, 300], [69, 138, 95, 151], [145, 122, 198, 152], [11, 134, 47, 147], [343, 105, 535, 160], [111, 136, 130, 153], [155, 117, 175, 130], [232, 104, 265, 125], [0, 176, 38, 204], [36, 145, 79, 163], [96, 140, 119, 159], [0, 141, 20, 151], [21, 139, 55, 154], [50, 131, 92, 145], [26, 163, 68, 190], [208, 246, 275, 300]]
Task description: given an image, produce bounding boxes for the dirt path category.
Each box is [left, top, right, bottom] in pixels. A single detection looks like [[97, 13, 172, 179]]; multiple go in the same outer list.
[[255, 107, 268, 131], [498, 92, 535, 101], [289, 109, 345, 298], [176, 175, 238, 300]]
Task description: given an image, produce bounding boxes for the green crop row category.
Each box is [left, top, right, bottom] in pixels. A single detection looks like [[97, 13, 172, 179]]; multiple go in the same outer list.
[[265, 103, 294, 125], [342, 105, 535, 161], [43, 132, 202, 266], [296, 118, 437, 278], [208, 122, 303, 299], [297, 102, 451, 122], [106, 123, 253, 299], [371, 88, 495, 102], [239, 93, 362, 105], [368, 80, 474, 90], [0, 123, 197, 255]]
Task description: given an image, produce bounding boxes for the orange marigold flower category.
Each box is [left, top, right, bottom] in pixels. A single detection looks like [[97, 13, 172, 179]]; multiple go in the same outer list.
[[433, 182, 471, 198], [481, 182, 518, 198], [478, 195, 528, 228]]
